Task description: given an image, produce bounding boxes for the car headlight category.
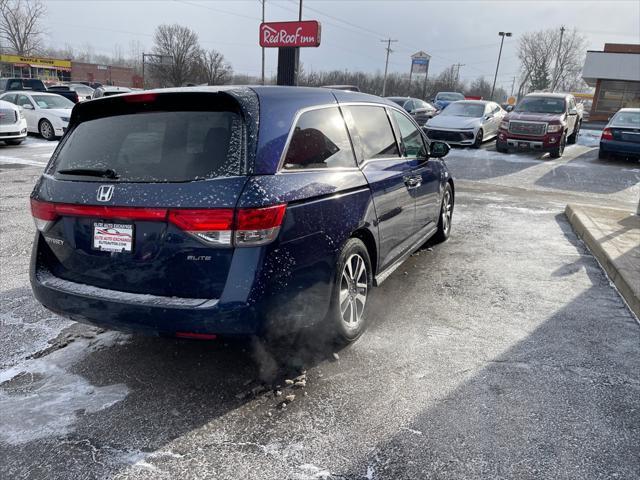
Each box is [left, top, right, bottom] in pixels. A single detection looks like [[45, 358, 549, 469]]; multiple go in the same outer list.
[[500, 121, 509, 130], [60, 117, 70, 123], [547, 124, 563, 133]]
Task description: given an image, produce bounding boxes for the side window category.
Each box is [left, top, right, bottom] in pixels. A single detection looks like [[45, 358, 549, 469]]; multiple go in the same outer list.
[[345, 105, 400, 160], [282, 107, 356, 170], [403, 99, 415, 111], [492, 103, 501, 114], [16, 94, 32, 108], [2, 94, 16, 104], [390, 109, 426, 158]]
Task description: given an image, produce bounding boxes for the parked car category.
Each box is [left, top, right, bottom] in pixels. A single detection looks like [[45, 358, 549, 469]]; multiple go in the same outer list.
[[91, 85, 132, 99], [496, 92, 583, 158], [47, 83, 94, 102], [432, 91, 465, 111], [424, 100, 506, 148], [0, 91, 73, 140], [0, 77, 79, 103], [322, 85, 360, 92], [387, 96, 437, 126], [0, 99, 28, 145], [29, 86, 454, 343], [599, 108, 640, 160]]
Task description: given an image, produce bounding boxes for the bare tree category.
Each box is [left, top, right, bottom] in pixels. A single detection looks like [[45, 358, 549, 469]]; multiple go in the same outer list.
[[517, 27, 588, 94], [0, 0, 46, 55], [197, 48, 232, 85], [151, 23, 201, 87]]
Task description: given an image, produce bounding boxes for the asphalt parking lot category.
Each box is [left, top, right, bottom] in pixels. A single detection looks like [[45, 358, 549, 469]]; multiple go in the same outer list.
[[1, 131, 639, 479]]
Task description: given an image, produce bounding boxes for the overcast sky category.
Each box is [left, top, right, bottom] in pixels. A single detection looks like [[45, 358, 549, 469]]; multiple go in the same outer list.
[[44, 0, 639, 90]]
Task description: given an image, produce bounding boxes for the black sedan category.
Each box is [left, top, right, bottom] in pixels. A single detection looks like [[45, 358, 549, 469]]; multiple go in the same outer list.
[[599, 108, 640, 160], [387, 97, 437, 127]]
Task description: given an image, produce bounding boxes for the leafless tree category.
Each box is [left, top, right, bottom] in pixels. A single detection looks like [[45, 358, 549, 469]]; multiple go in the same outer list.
[[0, 0, 46, 55], [197, 48, 232, 85], [517, 27, 588, 94], [150, 23, 201, 87]]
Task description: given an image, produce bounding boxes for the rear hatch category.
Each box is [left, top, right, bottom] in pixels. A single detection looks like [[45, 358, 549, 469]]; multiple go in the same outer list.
[[32, 90, 261, 299]]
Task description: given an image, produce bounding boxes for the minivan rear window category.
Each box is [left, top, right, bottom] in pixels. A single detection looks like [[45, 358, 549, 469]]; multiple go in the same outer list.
[[53, 110, 244, 182]]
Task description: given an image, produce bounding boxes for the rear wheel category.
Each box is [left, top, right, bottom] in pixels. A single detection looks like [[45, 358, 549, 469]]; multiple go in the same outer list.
[[39, 119, 55, 141], [4, 139, 23, 145], [496, 139, 508, 153], [598, 148, 609, 160], [327, 238, 372, 344], [473, 129, 483, 148], [567, 120, 581, 144], [433, 183, 453, 243], [549, 133, 566, 158]]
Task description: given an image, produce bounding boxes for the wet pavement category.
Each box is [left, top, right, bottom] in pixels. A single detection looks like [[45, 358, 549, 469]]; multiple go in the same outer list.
[[1, 132, 639, 479]]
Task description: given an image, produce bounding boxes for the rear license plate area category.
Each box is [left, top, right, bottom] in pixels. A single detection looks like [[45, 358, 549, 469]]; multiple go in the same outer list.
[[92, 222, 134, 252]]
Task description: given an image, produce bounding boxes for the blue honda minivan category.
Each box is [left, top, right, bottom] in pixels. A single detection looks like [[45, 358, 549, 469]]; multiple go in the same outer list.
[[30, 86, 454, 343]]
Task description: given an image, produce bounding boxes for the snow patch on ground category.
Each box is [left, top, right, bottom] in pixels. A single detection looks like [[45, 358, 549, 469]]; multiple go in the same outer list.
[[447, 147, 542, 164], [0, 332, 129, 445], [296, 463, 333, 479], [577, 129, 602, 148]]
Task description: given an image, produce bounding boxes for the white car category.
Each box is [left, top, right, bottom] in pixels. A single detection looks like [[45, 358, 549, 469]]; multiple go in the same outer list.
[[0, 99, 28, 145], [0, 91, 73, 140], [424, 100, 507, 148]]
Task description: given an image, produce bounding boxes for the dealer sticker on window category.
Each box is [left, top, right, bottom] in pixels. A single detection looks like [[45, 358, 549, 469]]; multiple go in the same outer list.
[[92, 222, 133, 252]]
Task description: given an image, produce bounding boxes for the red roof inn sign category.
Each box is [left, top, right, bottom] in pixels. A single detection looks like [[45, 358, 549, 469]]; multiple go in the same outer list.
[[259, 21, 321, 48]]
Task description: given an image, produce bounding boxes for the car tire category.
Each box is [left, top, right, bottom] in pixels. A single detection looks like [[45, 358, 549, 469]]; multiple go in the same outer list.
[[598, 148, 609, 160], [5, 139, 24, 146], [39, 119, 56, 141], [567, 121, 581, 144], [433, 183, 453, 243], [326, 238, 373, 344], [496, 139, 508, 153], [549, 133, 566, 158], [473, 129, 483, 148]]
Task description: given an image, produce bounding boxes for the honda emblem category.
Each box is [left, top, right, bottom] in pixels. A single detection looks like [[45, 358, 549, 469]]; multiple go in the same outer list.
[[96, 185, 114, 202]]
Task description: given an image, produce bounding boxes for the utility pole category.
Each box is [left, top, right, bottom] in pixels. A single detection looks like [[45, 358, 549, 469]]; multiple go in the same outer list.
[[381, 38, 397, 97], [491, 31, 512, 100], [552, 25, 565, 92], [453, 63, 465, 84], [261, 0, 265, 85], [510, 76, 516, 96], [296, 0, 302, 85]]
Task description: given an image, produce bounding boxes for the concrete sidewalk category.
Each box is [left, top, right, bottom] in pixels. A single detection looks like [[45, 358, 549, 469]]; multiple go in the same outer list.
[[566, 204, 640, 319]]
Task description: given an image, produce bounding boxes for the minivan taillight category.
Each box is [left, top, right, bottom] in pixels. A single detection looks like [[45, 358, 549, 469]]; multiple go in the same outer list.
[[30, 199, 287, 247]]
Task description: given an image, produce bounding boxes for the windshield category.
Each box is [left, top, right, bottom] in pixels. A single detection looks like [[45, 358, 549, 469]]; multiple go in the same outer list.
[[437, 93, 464, 102], [441, 103, 485, 117], [611, 110, 640, 127], [32, 95, 74, 109], [53, 110, 244, 182], [515, 96, 566, 114], [388, 98, 406, 107]]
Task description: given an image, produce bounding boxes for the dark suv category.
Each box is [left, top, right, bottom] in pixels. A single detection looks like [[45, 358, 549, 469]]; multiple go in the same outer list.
[[30, 87, 454, 343]]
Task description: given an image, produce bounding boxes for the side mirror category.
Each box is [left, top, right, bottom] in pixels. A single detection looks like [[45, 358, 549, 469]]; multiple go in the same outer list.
[[22, 104, 33, 110], [568, 108, 577, 115], [505, 105, 514, 112], [484, 114, 493, 120], [429, 141, 450, 158]]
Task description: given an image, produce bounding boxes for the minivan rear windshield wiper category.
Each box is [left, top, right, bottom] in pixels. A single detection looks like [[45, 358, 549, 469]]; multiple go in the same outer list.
[[56, 168, 119, 179]]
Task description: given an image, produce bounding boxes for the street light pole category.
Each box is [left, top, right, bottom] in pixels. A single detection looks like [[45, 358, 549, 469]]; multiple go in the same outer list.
[[261, 0, 265, 85], [490, 31, 511, 101]]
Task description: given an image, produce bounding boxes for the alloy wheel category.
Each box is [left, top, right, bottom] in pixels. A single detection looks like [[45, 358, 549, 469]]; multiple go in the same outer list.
[[40, 121, 53, 140], [339, 253, 368, 329], [442, 189, 452, 233]]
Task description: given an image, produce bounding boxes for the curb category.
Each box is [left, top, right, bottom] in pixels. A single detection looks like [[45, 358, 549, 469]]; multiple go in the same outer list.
[[565, 205, 640, 320]]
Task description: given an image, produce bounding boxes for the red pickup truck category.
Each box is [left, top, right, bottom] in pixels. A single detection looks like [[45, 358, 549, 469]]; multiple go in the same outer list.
[[496, 92, 583, 158]]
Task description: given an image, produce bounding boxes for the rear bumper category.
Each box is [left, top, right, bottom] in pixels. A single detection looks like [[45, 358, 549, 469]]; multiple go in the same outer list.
[[31, 265, 260, 336], [600, 139, 640, 157]]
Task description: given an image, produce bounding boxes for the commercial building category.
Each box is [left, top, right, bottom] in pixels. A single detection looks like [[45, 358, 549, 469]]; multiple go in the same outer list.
[[0, 53, 141, 88], [582, 43, 640, 121], [0, 54, 71, 83]]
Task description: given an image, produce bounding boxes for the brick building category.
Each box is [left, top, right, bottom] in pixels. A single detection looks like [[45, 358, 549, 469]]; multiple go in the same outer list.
[[582, 43, 640, 121], [71, 62, 142, 88]]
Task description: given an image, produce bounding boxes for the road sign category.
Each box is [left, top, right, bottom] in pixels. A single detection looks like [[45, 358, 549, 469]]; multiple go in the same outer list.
[[260, 21, 322, 48]]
